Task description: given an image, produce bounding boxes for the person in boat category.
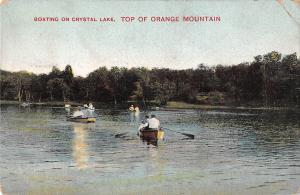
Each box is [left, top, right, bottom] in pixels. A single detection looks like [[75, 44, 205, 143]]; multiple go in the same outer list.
[[138, 115, 149, 131], [148, 114, 160, 130], [138, 115, 149, 135], [139, 114, 160, 131], [142, 115, 149, 124], [88, 103, 94, 109], [129, 105, 135, 111], [72, 107, 85, 118], [134, 106, 140, 112]]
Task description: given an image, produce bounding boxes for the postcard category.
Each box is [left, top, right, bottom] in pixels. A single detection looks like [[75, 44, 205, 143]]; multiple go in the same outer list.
[[0, 0, 300, 194]]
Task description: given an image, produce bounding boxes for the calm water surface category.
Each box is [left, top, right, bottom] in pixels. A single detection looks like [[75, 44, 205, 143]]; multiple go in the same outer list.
[[0, 105, 299, 194]]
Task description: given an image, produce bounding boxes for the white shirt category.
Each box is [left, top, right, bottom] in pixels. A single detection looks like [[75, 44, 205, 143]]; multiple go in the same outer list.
[[148, 117, 160, 129]]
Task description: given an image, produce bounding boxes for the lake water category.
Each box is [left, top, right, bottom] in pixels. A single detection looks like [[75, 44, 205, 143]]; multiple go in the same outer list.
[[0, 104, 299, 195]]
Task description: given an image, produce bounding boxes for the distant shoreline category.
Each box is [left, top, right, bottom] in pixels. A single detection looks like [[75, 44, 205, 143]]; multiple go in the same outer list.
[[1, 100, 299, 111], [165, 101, 300, 111], [0, 100, 82, 107]]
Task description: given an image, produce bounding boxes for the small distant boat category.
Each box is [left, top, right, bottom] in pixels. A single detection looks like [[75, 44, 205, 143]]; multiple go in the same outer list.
[[21, 102, 30, 107], [67, 116, 96, 123], [65, 104, 71, 108], [83, 104, 88, 108], [139, 129, 164, 141]]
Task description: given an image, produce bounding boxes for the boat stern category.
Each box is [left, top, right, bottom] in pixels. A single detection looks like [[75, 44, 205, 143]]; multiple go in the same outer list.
[[157, 130, 164, 140]]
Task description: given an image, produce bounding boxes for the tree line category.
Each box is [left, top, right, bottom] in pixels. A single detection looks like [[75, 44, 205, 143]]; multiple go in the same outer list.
[[1, 51, 300, 107]]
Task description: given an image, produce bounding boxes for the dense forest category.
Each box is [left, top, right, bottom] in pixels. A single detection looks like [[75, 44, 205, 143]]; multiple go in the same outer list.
[[1, 51, 300, 107]]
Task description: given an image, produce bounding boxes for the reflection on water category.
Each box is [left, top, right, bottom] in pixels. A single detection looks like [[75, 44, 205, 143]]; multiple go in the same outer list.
[[147, 147, 166, 182], [0, 185, 6, 195], [0, 104, 299, 194], [130, 111, 140, 125], [134, 111, 140, 117], [139, 135, 159, 147], [72, 123, 89, 170], [65, 107, 70, 114]]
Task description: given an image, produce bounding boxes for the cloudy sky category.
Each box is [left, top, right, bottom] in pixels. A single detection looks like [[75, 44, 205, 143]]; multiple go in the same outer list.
[[1, 0, 300, 76]]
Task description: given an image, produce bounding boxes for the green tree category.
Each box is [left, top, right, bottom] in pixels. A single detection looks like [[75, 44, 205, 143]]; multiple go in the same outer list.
[[47, 78, 66, 101], [63, 65, 74, 85]]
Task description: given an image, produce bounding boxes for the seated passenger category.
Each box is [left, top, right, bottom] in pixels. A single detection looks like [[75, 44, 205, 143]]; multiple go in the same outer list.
[[138, 115, 149, 131], [129, 105, 134, 111], [72, 107, 85, 118]]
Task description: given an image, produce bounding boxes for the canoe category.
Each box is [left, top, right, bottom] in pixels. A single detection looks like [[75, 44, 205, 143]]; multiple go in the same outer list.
[[67, 116, 96, 123], [139, 129, 164, 141]]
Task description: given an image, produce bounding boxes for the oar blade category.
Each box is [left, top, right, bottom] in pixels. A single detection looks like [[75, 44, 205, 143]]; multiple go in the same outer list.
[[162, 127, 195, 139], [115, 132, 128, 138], [182, 133, 195, 139]]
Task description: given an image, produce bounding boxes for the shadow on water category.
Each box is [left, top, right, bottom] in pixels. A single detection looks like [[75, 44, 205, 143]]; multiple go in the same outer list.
[[141, 138, 158, 147], [114, 132, 159, 146]]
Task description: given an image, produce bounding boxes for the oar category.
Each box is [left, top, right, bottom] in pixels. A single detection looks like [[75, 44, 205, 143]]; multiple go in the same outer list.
[[114, 132, 129, 138], [162, 127, 195, 139]]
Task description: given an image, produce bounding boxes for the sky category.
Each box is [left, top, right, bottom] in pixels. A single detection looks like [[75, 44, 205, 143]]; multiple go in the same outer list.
[[1, 0, 300, 76]]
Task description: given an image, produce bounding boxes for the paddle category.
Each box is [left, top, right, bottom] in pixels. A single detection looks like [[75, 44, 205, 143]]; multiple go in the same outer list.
[[114, 132, 129, 138], [162, 127, 195, 139]]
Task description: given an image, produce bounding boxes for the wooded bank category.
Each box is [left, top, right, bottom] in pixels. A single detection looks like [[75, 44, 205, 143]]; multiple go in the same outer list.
[[1, 51, 299, 107]]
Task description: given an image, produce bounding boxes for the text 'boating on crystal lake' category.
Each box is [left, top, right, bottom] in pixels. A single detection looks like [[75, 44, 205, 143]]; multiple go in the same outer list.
[[33, 16, 222, 23]]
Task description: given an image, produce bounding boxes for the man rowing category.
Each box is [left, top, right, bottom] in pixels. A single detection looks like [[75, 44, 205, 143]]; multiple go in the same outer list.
[[138, 114, 164, 144], [148, 114, 160, 130]]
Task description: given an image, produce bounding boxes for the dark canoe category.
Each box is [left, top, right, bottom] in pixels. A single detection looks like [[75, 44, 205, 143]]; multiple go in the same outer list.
[[139, 129, 164, 141], [67, 116, 96, 123]]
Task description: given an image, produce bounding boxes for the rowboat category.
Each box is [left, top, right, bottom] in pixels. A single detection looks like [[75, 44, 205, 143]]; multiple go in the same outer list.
[[139, 129, 164, 141], [21, 102, 30, 107], [67, 116, 96, 123], [65, 104, 71, 108]]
